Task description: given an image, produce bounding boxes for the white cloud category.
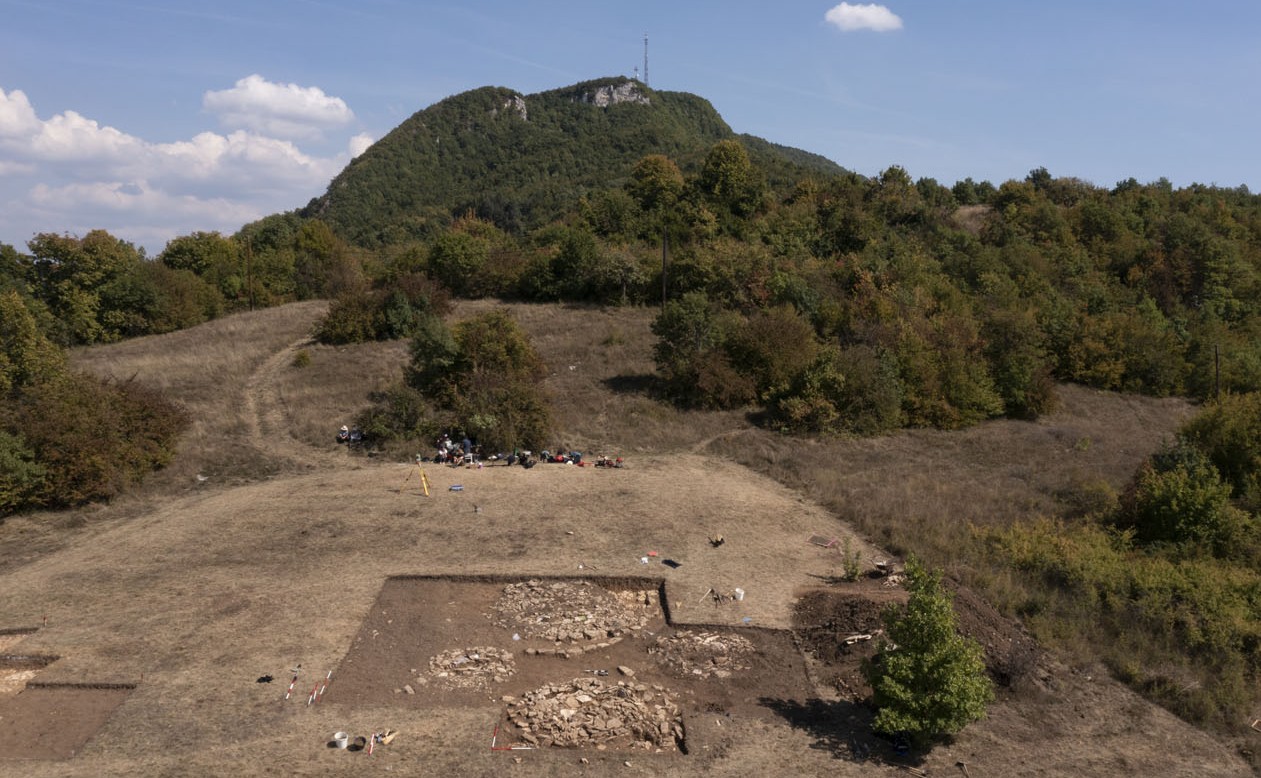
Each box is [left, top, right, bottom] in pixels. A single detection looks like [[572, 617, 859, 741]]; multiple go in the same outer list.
[[31, 110, 145, 162], [348, 132, 374, 158], [0, 80, 363, 253], [203, 74, 354, 139], [0, 88, 42, 138], [150, 130, 343, 190], [30, 180, 253, 220], [24, 181, 265, 251], [825, 3, 903, 32]]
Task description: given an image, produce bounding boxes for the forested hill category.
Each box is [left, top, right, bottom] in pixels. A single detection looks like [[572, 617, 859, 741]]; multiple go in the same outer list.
[[304, 76, 844, 247]]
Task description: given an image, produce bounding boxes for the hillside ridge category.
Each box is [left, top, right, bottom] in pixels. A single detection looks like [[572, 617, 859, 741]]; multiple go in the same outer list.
[[305, 75, 842, 246]]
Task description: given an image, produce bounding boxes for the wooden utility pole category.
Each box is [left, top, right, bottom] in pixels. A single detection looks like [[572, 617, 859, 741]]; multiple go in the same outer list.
[[661, 232, 668, 307], [245, 237, 255, 311], [1215, 343, 1221, 401]]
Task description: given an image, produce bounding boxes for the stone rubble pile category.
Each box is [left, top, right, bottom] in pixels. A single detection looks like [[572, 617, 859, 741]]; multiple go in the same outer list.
[[490, 580, 655, 646], [427, 646, 516, 688], [649, 630, 755, 679], [503, 677, 683, 750]]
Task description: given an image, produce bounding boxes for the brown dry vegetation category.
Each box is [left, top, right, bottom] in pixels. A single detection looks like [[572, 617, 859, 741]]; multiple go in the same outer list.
[[0, 300, 1251, 777]]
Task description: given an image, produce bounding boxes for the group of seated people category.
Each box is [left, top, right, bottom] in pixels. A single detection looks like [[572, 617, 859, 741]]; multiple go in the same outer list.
[[336, 425, 364, 445], [433, 433, 478, 465]]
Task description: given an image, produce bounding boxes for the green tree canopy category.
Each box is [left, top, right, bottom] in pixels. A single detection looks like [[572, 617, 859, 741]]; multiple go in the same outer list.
[[627, 154, 685, 213], [864, 559, 994, 747], [697, 139, 764, 219], [0, 289, 66, 396], [401, 309, 552, 451], [27, 230, 144, 344]]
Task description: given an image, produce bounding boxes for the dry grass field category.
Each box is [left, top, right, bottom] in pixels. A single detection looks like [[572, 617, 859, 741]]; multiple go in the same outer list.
[[0, 300, 1251, 776]]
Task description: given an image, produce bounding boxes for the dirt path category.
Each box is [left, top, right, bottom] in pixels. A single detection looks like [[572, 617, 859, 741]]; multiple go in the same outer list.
[[689, 428, 756, 455], [240, 336, 348, 471]]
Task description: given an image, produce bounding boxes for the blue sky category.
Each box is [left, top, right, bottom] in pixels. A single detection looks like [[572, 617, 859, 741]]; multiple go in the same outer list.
[[2, 1, 1258, 254]]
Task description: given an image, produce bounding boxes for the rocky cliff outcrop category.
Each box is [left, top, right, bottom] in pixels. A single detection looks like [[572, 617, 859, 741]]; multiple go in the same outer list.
[[574, 81, 651, 107]]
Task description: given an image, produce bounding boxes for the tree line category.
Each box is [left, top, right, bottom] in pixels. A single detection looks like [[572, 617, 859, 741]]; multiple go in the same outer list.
[[5, 139, 1261, 511]]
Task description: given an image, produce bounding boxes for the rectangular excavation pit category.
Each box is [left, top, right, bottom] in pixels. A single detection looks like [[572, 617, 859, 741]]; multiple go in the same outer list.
[[325, 574, 814, 758], [0, 652, 59, 696], [0, 627, 40, 653], [0, 682, 135, 761]]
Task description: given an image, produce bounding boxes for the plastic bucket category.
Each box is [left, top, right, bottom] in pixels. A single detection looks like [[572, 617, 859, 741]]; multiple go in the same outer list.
[[332, 731, 348, 749], [734, 588, 745, 601]]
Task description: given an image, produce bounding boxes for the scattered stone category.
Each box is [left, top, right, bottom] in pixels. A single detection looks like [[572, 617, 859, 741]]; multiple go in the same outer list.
[[617, 666, 635, 677], [503, 677, 683, 751], [489, 581, 656, 644], [650, 630, 756, 678], [427, 646, 516, 689], [403, 684, 415, 694]]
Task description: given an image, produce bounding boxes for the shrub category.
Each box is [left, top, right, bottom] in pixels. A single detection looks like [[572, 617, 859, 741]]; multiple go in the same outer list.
[[0, 430, 46, 516], [366, 309, 553, 453], [12, 373, 187, 508], [1115, 442, 1249, 556], [315, 273, 450, 345], [864, 559, 994, 747], [1181, 393, 1261, 509], [316, 293, 380, 344], [442, 310, 552, 451]]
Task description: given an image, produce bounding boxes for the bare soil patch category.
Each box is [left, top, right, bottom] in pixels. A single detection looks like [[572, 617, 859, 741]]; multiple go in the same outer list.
[[0, 685, 132, 761]]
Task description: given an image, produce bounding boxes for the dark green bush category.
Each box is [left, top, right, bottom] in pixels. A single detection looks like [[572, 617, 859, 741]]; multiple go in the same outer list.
[[0, 430, 46, 515], [315, 273, 450, 345], [1115, 441, 1250, 556], [12, 373, 187, 508], [367, 309, 553, 453]]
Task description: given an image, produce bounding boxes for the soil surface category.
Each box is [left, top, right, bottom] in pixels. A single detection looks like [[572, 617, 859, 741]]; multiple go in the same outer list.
[[0, 685, 133, 761]]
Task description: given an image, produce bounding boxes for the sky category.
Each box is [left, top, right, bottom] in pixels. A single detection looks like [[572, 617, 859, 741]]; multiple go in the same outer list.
[[2, 0, 1259, 255]]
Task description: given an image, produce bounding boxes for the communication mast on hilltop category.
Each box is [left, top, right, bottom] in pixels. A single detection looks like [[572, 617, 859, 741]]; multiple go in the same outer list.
[[643, 33, 649, 87]]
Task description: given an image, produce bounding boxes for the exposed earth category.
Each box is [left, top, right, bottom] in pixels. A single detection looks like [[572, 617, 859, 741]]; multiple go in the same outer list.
[[0, 303, 1251, 777]]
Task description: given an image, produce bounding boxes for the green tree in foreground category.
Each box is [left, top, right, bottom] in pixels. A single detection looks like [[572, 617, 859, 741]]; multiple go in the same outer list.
[[864, 559, 994, 747]]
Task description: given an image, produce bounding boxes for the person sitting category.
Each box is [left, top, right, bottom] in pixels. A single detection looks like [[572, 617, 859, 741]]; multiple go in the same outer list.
[[337, 425, 350, 443]]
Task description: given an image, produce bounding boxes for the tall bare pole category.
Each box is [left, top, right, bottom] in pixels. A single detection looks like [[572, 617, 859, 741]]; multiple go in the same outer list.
[[661, 233, 668, 307], [643, 33, 649, 87], [1216, 343, 1221, 402], [245, 237, 255, 311]]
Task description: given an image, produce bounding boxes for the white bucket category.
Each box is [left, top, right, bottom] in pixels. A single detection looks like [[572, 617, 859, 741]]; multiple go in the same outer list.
[[333, 731, 349, 749], [734, 588, 745, 601]]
